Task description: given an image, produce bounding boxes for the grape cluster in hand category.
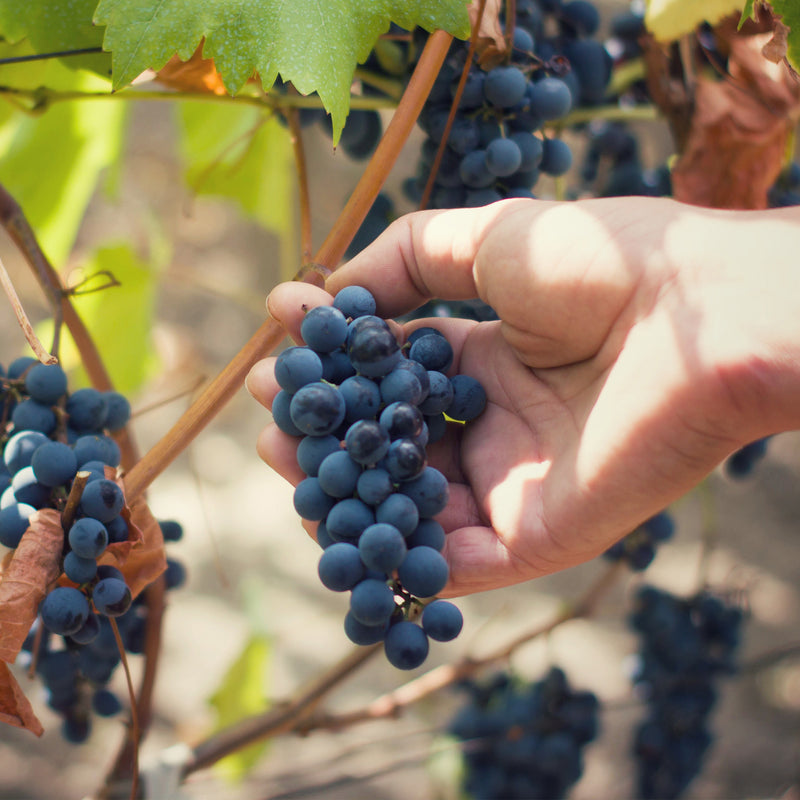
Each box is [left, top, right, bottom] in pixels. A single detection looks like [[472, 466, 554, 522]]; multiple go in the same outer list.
[[449, 668, 600, 799], [274, 286, 488, 669], [629, 585, 744, 799]]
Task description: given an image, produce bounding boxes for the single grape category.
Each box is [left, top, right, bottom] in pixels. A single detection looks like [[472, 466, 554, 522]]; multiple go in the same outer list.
[[358, 523, 407, 573], [375, 493, 419, 537], [300, 305, 348, 353], [345, 420, 391, 466], [0, 502, 36, 548], [317, 450, 362, 498], [484, 66, 528, 107], [350, 578, 396, 626], [31, 441, 78, 488], [80, 478, 124, 523], [68, 517, 109, 559], [447, 375, 488, 421], [92, 577, 132, 616], [326, 497, 375, 541], [421, 600, 464, 641], [64, 551, 98, 584], [40, 586, 90, 635], [397, 546, 449, 597], [333, 285, 377, 320], [24, 363, 68, 404], [344, 611, 388, 645], [4, 430, 49, 474], [384, 621, 429, 670], [486, 137, 523, 177], [401, 467, 449, 517], [274, 346, 324, 393], [296, 435, 342, 477], [383, 438, 427, 483], [379, 401, 424, 440], [293, 477, 336, 521], [289, 382, 346, 436], [65, 388, 108, 432], [318, 542, 365, 591], [355, 468, 395, 506]]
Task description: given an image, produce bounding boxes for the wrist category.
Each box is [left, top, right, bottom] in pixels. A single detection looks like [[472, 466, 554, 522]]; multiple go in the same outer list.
[[678, 205, 800, 443]]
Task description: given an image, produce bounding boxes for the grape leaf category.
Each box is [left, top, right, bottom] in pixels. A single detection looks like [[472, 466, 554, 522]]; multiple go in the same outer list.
[[766, 1, 800, 73], [0, 661, 43, 736], [0, 72, 127, 267], [0, 0, 111, 76], [645, 0, 744, 42], [209, 633, 272, 781], [93, 0, 470, 140], [177, 102, 295, 277], [0, 509, 64, 664]]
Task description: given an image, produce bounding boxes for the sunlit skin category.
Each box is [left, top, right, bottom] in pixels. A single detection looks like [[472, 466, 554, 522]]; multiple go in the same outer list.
[[247, 197, 800, 596]]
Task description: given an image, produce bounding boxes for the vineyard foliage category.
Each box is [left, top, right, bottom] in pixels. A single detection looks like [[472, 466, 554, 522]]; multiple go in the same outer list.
[[0, 0, 797, 796]]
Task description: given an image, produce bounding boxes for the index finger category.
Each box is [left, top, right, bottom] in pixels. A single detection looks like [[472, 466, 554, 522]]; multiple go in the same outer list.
[[326, 200, 530, 318]]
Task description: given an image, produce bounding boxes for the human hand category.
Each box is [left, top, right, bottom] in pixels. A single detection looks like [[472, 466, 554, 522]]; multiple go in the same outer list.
[[247, 197, 800, 595]]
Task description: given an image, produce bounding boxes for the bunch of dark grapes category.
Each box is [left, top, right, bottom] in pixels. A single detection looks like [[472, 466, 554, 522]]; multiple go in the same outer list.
[[603, 509, 675, 571], [0, 358, 134, 637], [0, 357, 186, 741], [17, 518, 186, 743], [273, 285, 488, 669], [407, 0, 613, 208], [449, 668, 600, 799], [578, 120, 672, 199], [629, 585, 744, 799]]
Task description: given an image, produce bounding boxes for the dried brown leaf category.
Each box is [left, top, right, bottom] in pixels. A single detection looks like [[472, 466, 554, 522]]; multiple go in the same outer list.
[[98, 490, 166, 600], [763, 19, 790, 63], [672, 27, 800, 208], [0, 661, 43, 736], [0, 509, 63, 664], [469, 0, 508, 67], [156, 43, 228, 96]]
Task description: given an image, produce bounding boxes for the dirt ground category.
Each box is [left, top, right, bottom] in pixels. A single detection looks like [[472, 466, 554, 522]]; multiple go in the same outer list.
[[0, 51, 798, 800]]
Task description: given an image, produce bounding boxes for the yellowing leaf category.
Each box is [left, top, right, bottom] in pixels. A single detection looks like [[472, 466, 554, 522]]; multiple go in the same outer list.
[[209, 633, 272, 782], [645, 0, 744, 42], [178, 104, 294, 243], [0, 73, 127, 267], [50, 242, 163, 396]]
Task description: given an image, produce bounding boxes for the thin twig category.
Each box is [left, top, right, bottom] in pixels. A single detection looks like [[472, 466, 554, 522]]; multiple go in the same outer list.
[[284, 103, 314, 266], [109, 618, 141, 800], [299, 561, 625, 734], [61, 472, 90, 531], [0, 252, 57, 364], [182, 643, 381, 776]]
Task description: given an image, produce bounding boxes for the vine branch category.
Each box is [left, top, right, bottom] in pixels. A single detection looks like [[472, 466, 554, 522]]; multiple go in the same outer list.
[[122, 29, 455, 504]]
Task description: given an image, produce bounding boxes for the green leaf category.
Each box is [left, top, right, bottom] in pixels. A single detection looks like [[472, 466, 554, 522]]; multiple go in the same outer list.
[[38, 242, 163, 395], [0, 0, 111, 76], [738, 0, 756, 27], [0, 73, 127, 266], [208, 633, 272, 782], [177, 102, 297, 279], [93, 0, 470, 140], [645, 0, 744, 42]]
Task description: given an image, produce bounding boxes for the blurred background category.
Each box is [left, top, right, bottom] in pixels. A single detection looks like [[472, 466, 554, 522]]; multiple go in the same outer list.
[[0, 2, 798, 798]]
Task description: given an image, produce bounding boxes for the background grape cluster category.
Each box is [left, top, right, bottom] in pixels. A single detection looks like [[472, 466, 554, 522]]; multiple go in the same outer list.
[[0, 358, 186, 741]]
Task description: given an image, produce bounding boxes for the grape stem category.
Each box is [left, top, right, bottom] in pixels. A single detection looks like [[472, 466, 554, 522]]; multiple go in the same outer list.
[[122, 29, 456, 503], [0, 252, 57, 365], [282, 98, 314, 266]]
